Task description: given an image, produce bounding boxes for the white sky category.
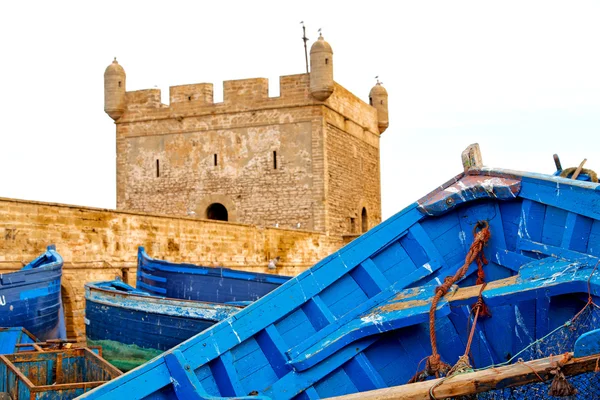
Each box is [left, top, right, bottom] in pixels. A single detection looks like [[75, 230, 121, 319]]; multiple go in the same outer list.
[[1, 1, 599, 220]]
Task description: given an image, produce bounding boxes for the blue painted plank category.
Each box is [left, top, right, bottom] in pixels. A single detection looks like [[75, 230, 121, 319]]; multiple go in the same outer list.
[[519, 175, 600, 221], [302, 296, 336, 331], [499, 200, 523, 251], [211, 351, 245, 396], [349, 259, 391, 298], [343, 353, 387, 391], [517, 238, 599, 264], [574, 329, 600, 357], [561, 212, 593, 253], [164, 350, 205, 400], [254, 325, 291, 379]]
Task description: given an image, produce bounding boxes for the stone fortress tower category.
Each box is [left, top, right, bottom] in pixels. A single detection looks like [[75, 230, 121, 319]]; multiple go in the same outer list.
[[104, 35, 389, 236]]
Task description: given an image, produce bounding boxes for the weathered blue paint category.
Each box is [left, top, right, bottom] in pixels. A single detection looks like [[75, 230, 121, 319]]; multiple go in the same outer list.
[[78, 168, 600, 400], [137, 248, 291, 303], [0, 327, 37, 354], [85, 280, 242, 370], [0, 347, 122, 399], [574, 328, 600, 357], [0, 245, 65, 341]]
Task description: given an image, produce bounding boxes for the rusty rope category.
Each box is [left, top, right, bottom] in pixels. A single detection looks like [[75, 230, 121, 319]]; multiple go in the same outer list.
[[428, 283, 488, 399], [408, 220, 491, 384]]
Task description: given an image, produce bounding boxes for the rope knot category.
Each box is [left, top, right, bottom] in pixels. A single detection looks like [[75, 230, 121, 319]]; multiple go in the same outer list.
[[435, 277, 454, 296], [425, 354, 450, 377]]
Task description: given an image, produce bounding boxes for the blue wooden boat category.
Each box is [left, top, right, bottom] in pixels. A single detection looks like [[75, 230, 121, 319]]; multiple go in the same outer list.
[[0, 327, 39, 354], [137, 247, 291, 304], [85, 280, 243, 371], [0, 245, 65, 341], [0, 347, 122, 399], [79, 168, 600, 400]]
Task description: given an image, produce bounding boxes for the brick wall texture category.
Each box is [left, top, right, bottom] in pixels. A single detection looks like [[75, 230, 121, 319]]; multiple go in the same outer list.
[[0, 198, 343, 340]]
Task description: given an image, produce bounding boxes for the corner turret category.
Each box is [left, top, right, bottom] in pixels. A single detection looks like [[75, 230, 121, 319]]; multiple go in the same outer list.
[[309, 34, 334, 101], [104, 58, 126, 121], [369, 81, 388, 133]]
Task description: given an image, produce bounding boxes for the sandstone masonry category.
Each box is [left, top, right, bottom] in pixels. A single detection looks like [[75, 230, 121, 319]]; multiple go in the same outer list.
[[0, 197, 343, 339], [106, 35, 390, 236]]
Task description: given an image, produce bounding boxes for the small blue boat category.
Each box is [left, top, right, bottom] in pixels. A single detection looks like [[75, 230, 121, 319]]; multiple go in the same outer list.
[[79, 168, 600, 400], [0, 327, 39, 354], [85, 280, 243, 371], [137, 247, 291, 303], [0, 245, 64, 341]]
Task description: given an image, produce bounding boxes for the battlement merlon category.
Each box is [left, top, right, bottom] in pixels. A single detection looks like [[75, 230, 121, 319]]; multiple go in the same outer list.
[[116, 74, 383, 136]]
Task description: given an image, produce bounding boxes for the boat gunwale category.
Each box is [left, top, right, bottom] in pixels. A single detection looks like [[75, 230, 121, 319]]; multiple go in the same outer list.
[[0, 246, 63, 289], [85, 281, 243, 317], [138, 247, 292, 283]]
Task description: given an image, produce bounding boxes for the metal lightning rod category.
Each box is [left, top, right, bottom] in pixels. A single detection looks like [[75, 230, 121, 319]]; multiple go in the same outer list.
[[301, 21, 309, 74]]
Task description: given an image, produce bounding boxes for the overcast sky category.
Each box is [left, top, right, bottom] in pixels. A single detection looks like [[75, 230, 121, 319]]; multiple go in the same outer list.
[[1, 1, 598, 220]]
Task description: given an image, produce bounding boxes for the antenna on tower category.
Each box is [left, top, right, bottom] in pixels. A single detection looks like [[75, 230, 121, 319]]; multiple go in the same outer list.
[[301, 21, 309, 74]]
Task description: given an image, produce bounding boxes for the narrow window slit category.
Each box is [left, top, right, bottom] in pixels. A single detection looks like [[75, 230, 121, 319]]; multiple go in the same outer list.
[[273, 151, 277, 169], [156, 160, 160, 177], [214, 154, 218, 166]]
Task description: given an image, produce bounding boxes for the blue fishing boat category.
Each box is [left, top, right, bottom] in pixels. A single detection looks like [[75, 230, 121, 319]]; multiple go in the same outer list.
[[79, 167, 600, 400], [0, 245, 64, 341], [85, 280, 243, 371], [137, 247, 291, 304], [0, 327, 39, 354]]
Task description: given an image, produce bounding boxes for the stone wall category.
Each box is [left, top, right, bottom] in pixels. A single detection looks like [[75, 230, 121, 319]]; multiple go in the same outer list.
[[115, 74, 382, 236], [0, 197, 343, 340], [116, 74, 328, 232], [323, 83, 382, 236], [326, 124, 382, 236]]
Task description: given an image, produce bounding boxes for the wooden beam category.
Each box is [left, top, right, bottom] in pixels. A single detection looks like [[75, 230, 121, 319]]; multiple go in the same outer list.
[[326, 353, 600, 400]]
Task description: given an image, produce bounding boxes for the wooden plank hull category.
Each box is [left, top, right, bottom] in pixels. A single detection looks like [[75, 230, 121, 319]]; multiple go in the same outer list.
[[84, 281, 242, 371], [0, 246, 64, 341], [0, 327, 38, 354], [137, 247, 291, 303], [78, 169, 600, 400]]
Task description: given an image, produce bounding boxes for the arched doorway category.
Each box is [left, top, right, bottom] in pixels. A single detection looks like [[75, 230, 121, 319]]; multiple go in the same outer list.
[[361, 207, 368, 233], [206, 203, 228, 221]]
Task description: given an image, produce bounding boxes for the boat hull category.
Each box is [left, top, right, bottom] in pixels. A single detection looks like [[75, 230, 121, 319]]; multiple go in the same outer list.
[[137, 248, 290, 303], [78, 169, 600, 400], [0, 246, 64, 341], [85, 281, 241, 371]]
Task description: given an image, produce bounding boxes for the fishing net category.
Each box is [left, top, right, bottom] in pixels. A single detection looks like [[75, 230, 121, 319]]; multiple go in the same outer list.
[[447, 301, 600, 400]]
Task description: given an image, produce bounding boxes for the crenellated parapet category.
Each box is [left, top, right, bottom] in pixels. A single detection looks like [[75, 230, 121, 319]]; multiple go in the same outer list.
[[104, 35, 388, 134], [106, 34, 386, 237], [169, 83, 214, 105], [108, 73, 381, 138]]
